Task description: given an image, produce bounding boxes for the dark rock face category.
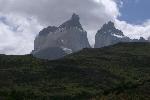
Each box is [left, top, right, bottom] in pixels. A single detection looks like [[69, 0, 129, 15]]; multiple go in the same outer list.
[[94, 21, 131, 48], [98, 21, 124, 36], [39, 26, 58, 36], [59, 13, 83, 30], [32, 13, 90, 60]]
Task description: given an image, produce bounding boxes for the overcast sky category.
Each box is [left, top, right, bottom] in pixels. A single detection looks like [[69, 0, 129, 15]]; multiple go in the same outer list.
[[0, 0, 150, 55]]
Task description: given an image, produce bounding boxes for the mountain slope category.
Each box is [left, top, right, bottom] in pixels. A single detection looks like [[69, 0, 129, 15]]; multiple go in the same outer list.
[[0, 43, 150, 100]]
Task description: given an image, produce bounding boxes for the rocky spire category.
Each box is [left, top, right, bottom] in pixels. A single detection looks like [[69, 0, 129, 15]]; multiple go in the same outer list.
[[32, 13, 90, 60], [97, 21, 124, 36], [71, 13, 80, 21], [59, 13, 83, 30], [94, 21, 130, 48]]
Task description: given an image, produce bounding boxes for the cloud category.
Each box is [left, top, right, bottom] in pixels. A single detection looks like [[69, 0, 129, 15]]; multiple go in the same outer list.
[[114, 0, 150, 40], [0, 13, 43, 55], [115, 19, 150, 39], [0, 0, 119, 26], [0, 0, 149, 54]]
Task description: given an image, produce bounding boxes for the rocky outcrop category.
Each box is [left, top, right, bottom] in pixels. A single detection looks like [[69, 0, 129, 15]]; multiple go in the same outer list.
[[32, 13, 90, 60]]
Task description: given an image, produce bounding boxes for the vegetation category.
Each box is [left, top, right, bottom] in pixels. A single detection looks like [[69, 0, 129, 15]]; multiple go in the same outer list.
[[0, 42, 150, 100]]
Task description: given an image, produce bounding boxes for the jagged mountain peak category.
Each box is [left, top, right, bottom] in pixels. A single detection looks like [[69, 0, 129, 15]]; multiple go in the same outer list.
[[95, 21, 129, 48], [33, 13, 90, 60], [98, 21, 124, 37], [59, 13, 83, 30], [100, 21, 115, 31], [104, 21, 114, 28], [71, 13, 80, 21], [38, 13, 82, 36]]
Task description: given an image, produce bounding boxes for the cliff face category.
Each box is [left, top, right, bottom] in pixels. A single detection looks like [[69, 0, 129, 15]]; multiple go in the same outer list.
[[32, 13, 90, 60]]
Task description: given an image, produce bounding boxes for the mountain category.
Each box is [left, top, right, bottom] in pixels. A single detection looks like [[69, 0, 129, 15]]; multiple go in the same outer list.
[[0, 42, 150, 100], [32, 13, 90, 60], [94, 21, 131, 48], [94, 21, 148, 48]]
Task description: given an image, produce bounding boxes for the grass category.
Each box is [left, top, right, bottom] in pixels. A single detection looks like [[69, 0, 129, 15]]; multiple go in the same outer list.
[[0, 42, 149, 100]]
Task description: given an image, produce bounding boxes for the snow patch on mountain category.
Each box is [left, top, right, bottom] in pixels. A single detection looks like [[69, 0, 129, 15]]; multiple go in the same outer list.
[[61, 47, 72, 54], [112, 33, 124, 38]]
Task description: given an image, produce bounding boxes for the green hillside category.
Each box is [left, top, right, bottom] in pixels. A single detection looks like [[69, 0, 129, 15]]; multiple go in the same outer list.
[[0, 42, 150, 100]]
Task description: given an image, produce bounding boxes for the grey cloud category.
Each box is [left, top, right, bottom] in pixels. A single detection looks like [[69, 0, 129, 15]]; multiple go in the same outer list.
[[0, 14, 43, 55], [0, 0, 118, 30]]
